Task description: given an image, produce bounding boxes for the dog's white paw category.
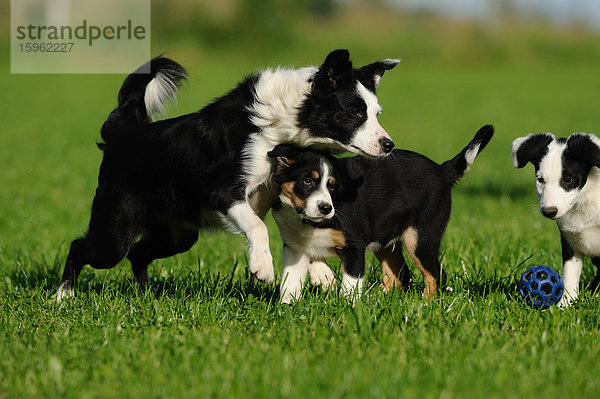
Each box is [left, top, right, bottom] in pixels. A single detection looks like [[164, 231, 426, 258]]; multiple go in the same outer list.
[[557, 296, 573, 309], [308, 261, 337, 291], [557, 288, 578, 309], [56, 281, 74, 303], [280, 290, 302, 305], [248, 246, 274, 284], [341, 274, 363, 301]]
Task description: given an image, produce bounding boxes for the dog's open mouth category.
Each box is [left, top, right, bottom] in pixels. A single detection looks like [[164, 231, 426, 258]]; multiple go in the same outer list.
[[348, 144, 392, 158], [349, 145, 369, 156]]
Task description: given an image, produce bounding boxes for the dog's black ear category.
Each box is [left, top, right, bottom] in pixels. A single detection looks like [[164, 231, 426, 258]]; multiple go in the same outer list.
[[313, 49, 353, 94], [511, 133, 555, 168], [327, 157, 362, 201], [565, 133, 600, 169], [355, 59, 400, 89], [335, 174, 363, 202], [268, 144, 299, 174]]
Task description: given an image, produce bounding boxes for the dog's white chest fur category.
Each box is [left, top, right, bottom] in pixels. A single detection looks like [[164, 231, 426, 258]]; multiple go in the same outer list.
[[242, 67, 317, 196], [558, 173, 600, 257], [273, 206, 340, 259], [561, 227, 600, 257]]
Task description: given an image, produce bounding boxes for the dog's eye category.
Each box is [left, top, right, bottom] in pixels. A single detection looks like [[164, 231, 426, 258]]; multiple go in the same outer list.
[[327, 183, 336, 193], [562, 177, 573, 185], [350, 108, 363, 118], [536, 176, 545, 184], [303, 178, 313, 186]]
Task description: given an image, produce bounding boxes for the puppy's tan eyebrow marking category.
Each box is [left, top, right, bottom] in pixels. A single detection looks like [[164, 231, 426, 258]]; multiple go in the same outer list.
[[312, 170, 320, 180]]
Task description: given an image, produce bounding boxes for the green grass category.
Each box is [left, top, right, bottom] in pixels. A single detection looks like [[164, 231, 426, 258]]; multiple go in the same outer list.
[[2, 4, 600, 398]]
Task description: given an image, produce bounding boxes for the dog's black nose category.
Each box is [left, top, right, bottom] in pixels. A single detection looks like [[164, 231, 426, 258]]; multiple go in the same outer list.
[[541, 206, 558, 219], [379, 138, 395, 153], [318, 202, 333, 215]]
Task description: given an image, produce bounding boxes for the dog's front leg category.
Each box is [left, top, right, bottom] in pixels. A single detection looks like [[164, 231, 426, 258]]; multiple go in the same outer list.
[[226, 202, 274, 284], [558, 235, 583, 308], [280, 245, 310, 304], [339, 247, 365, 301]]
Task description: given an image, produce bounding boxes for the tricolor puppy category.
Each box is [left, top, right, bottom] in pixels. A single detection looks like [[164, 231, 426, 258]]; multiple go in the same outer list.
[[57, 49, 400, 300], [269, 125, 494, 303], [511, 132, 600, 307]]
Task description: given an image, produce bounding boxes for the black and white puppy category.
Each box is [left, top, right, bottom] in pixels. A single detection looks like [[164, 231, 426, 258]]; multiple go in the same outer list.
[[511, 132, 600, 307], [57, 50, 400, 300], [269, 125, 493, 303]]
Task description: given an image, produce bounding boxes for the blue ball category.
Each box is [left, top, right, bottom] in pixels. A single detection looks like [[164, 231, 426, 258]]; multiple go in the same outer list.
[[519, 265, 564, 308]]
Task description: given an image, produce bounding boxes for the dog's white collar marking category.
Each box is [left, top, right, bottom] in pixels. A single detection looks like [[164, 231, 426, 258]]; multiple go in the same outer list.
[[243, 67, 318, 196]]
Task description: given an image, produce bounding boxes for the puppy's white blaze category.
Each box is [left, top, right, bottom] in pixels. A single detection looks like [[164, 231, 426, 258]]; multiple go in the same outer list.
[[304, 161, 334, 220], [349, 83, 391, 156], [464, 143, 481, 172], [537, 140, 572, 218], [144, 72, 180, 119]]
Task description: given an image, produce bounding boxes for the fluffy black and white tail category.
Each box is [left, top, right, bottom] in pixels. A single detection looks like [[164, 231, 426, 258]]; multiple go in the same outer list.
[[442, 124, 494, 185], [100, 57, 187, 147]]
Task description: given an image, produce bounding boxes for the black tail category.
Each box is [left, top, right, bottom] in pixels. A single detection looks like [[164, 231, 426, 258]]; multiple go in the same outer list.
[[99, 57, 187, 148], [441, 124, 494, 185]]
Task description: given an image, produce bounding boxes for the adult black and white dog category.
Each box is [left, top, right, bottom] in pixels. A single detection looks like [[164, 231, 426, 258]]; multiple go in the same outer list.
[[511, 132, 600, 307], [269, 125, 493, 303], [57, 50, 400, 300]]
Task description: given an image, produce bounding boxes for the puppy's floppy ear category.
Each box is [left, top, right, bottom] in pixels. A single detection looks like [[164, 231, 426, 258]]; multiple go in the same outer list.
[[328, 157, 362, 201], [511, 133, 555, 168], [355, 59, 401, 89], [268, 144, 299, 174], [565, 133, 600, 169], [312, 49, 353, 94]]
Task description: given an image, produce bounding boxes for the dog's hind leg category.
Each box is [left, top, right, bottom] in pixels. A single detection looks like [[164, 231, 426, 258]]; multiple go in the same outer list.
[[401, 227, 445, 299], [375, 246, 411, 293], [57, 238, 86, 301], [57, 190, 142, 301], [127, 224, 199, 290]]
